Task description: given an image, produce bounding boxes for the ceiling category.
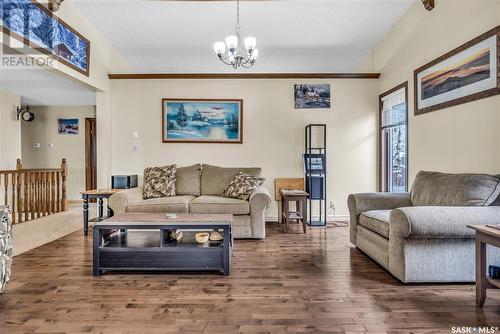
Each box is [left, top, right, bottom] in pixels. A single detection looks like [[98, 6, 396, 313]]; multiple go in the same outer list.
[[74, 0, 414, 73], [0, 69, 96, 105]]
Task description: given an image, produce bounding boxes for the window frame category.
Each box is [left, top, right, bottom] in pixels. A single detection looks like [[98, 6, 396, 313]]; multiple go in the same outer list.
[[378, 81, 409, 192]]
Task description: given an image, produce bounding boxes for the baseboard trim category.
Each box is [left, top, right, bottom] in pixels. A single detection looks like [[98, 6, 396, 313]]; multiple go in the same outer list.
[[265, 214, 349, 223]]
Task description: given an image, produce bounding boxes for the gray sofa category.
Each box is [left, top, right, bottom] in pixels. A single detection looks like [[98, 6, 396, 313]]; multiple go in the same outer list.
[[108, 164, 272, 239], [348, 171, 500, 283]]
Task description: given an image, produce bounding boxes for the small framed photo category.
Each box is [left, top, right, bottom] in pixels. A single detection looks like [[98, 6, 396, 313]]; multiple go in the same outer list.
[[58, 118, 79, 135], [294, 84, 331, 109], [303, 154, 326, 174]]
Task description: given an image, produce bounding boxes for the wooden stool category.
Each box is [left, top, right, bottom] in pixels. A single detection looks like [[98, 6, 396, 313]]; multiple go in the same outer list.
[[280, 189, 308, 233]]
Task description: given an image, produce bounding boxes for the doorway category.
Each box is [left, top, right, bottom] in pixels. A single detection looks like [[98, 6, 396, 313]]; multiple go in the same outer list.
[[85, 118, 97, 191]]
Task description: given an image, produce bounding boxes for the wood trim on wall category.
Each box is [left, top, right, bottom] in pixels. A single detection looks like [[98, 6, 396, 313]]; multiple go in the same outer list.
[[108, 73, 380, 80], [378, 81, 409, 192]]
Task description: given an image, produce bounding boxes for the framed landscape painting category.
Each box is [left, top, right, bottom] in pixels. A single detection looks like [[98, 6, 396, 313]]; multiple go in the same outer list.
[[294, 84, 331, 109], [1, 0, 90, 76], [162, 99, 243, 143], [414, 26, 499, 115]]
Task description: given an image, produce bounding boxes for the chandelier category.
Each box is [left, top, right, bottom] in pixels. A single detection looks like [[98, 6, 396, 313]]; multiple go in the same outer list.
[[212, 0, 258, 69]]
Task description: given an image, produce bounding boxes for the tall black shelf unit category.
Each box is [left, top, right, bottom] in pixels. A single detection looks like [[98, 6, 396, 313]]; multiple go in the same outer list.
[[304, 124, 327, 227]]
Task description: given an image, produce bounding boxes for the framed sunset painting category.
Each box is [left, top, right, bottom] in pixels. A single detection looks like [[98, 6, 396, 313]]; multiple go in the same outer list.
[[414, 26, 499, 115], [162, 99, 243, 143]]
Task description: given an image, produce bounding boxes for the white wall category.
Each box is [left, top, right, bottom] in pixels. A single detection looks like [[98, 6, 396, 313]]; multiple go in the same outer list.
[[0, 91, 22, 169], [108, 79, 379, 218], [21, 106, 96, 201], [357, 0, 500, 183]]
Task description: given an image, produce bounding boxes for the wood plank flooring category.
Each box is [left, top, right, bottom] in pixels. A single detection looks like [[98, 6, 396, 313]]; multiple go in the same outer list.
[[1, 223, 499, 333]]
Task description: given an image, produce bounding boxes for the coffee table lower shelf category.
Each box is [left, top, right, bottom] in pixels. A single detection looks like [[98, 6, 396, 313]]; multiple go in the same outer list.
[[93, 224, 232, 276]]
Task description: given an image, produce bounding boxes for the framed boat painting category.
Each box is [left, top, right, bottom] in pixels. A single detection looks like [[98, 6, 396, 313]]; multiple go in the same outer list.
[[162, 99, 243, 143], [414, 26, 499, 115]]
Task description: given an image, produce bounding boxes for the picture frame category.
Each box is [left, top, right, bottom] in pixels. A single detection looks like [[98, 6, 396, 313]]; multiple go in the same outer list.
[[58, 118, 79, 135], [162, 99, 243, 144], [414, 26, 499, 115], [294, 84, 331, 109], [1, 0, 91, 76], [303, 154, 326, 175]]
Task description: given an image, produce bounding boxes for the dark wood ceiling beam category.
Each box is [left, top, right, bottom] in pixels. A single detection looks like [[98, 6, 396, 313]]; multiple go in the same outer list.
[[48, 0, 64, 12], [108, 73, 380, 79], [421, 0, 435, 11]]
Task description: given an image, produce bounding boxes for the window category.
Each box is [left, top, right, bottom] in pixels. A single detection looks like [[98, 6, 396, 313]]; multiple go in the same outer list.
[[379, 82, 408, 192]]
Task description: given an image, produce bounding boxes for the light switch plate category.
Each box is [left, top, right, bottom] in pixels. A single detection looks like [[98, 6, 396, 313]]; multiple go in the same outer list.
[[33, 143, 41, 148], [133, 131, 139, 139]]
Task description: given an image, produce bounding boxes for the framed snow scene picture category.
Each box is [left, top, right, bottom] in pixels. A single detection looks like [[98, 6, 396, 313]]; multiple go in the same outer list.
[[162, 99, 243, 144]]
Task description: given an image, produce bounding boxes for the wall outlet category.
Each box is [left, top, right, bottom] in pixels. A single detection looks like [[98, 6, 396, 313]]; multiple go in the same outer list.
[[132, 143, 139, 152], [33, 143, 41, 148], [47, 143, 54, 148]]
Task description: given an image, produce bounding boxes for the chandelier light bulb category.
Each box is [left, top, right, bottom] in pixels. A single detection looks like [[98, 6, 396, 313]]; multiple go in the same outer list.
[[213, 42, 226, 55], [225, 35, 238, 51], [244, 37, 256, 51], [250, 48, 259, 61]]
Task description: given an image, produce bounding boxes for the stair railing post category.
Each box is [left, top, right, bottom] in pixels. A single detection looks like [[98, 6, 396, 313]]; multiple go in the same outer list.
[[61, 159, 68, 211]]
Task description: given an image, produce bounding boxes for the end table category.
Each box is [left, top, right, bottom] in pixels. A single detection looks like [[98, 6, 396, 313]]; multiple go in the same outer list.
[[280, 189, 309, 233], [467, 224, 500, 307], [81, 189, 122, 236]]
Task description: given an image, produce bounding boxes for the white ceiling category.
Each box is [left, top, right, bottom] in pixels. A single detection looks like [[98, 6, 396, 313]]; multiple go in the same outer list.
[[74, 0, 414, 73], [0, 69, 96, 105]]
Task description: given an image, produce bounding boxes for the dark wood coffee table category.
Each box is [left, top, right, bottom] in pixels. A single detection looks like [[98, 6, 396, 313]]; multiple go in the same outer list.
[[93, 213, 233, 276], [467, 224, 500, 307]]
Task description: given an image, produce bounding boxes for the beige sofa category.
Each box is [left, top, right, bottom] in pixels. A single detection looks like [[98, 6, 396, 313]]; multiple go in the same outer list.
[[108, 164, 272, 239], [348, 171, 500, 283]]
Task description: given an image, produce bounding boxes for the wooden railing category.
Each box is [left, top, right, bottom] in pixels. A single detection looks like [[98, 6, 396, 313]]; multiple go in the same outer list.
[[0, 159, 67, 224]]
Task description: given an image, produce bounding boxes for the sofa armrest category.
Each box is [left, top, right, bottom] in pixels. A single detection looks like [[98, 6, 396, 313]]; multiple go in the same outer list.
[[249, 186, 272, 239], [108, 188, 144, 215], [348, 192, 411, 244], [390, 206, 500, 239]]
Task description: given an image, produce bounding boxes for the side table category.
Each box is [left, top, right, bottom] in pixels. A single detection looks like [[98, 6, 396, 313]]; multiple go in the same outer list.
[[467, 224, 500, 307], [81, 189, 122, 236], [280, 189, 309, 233]]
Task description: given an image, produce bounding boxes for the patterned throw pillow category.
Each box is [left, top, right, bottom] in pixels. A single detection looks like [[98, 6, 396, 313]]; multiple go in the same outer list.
[[223, 172, 265, 200], [143, 165, 177, 199]]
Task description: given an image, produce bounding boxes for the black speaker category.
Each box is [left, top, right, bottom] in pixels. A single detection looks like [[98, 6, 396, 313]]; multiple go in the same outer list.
[[111, 175, 138, 189], [306, 176, 324, 200]]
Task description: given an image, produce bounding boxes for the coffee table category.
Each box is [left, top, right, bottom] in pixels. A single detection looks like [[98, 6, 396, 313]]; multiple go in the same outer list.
[[93, 213, 232, 276]]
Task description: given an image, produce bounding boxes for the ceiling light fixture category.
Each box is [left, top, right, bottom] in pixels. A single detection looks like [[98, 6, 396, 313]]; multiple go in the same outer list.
[[213, 0, 258, 69]]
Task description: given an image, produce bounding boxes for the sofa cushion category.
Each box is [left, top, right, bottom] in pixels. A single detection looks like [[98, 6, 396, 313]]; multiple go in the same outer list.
[[126, 195, 195, 213], [411, 171, 500, 207], [189, 195, 250, 215], [200, 164, 262, 196], [223, 172, 265, 200], [359, 210, 391, 239], [176, 164, 201, 196], [143, 165, 176, 199]]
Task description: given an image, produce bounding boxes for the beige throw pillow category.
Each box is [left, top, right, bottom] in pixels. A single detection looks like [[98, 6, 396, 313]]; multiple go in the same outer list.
[[223, 172, 265, 200], [143, 165, 177, 199]]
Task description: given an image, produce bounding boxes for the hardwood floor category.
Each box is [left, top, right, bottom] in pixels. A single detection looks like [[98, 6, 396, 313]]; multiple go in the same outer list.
[[1, 223, 499, 333]]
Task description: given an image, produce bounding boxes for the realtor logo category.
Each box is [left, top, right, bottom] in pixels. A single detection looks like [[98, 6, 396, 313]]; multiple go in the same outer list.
[[451, 327, 498, 334]]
